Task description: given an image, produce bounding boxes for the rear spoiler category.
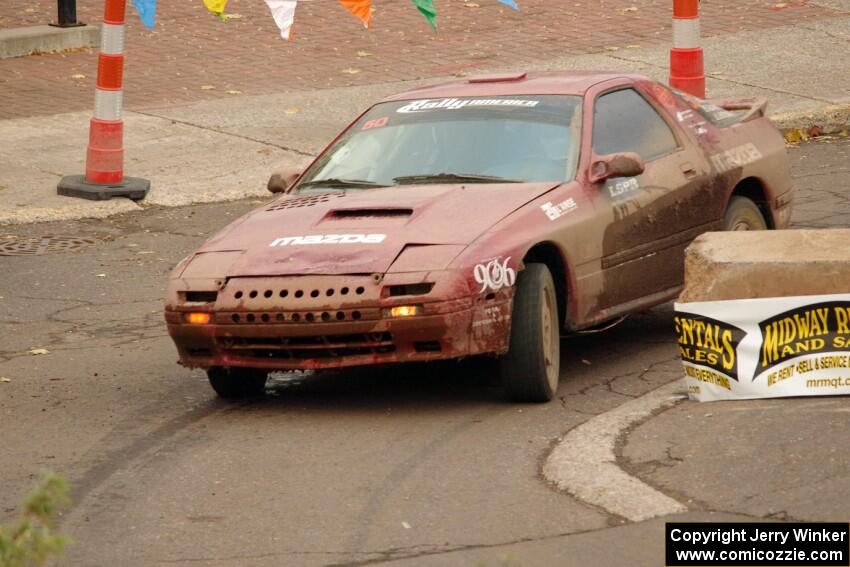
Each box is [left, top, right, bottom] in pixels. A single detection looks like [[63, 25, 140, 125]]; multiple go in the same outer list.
[[706, 96, 769, 122]]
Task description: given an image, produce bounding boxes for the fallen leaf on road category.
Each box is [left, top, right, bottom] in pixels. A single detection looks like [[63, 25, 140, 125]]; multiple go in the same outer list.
[[784, 128, 809, 143], [285, 107, 299, 114], [808, 125, 823, 138], [621, 6, 638, 13], [341, 68, 361, 75], [581, 359, 592, 365], [201, 85, 216, 90], [223, 13, 243, 19], [838, 130, 849, 137], [626, 44, 641, 49], [226, 90, 242, 95], [402, 521, 412, 529], [0, 377, 10, 383], [465, 2, 480, 7], [71, 73, 86, 79], [356, 50, 372, 57], [96, 273, 106, 278], [604, 46, 620, 51], [29, 348, 49, 356], [137, 250, 155, 255]]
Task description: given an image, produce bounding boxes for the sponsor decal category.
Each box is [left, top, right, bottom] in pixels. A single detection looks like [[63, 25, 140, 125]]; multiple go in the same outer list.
[[473, 257, 516, 293], [709, 143, 763, 173], [269, 234, 386, 247], [757, 301, 850, 375], [607, 177, 639, 198], [674, 312, 746, 384], [472, 305, 507, 328], [676, 108, 709, 136], [397, 97, 540, 114], [541, 198, 577, 220], [675, 294, 850, 402]]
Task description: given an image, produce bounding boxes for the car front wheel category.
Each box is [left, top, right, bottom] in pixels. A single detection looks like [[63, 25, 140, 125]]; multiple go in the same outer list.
[[723, 196, 768, 231], [207, 366, 267, 399], [499, 263, 561, 403]]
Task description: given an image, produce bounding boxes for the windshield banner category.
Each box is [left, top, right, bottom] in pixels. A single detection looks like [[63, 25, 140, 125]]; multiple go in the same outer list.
[[674, 294, 850, 402]]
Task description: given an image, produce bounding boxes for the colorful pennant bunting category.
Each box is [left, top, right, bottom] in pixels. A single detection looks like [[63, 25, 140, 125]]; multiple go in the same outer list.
[[339, 0, 372, 29], [131, 0, 157, 29], [203, 0, 229, 19], [132, 0, 517, 37], [410, 0, 438, 31], [265, 0, 298, 39]]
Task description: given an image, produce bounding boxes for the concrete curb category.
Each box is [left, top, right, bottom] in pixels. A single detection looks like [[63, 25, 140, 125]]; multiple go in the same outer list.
[[771, 103, 850, 135], [543, 380, 688, 522], [0, 24, 100, 59]]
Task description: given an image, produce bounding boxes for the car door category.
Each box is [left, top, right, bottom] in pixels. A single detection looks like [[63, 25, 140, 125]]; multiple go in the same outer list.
[[590, 86, 711, 309]]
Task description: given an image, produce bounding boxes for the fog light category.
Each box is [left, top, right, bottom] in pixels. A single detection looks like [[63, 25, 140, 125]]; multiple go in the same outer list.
[[385, 305, 422, 318], [186, 312, 211, 325]]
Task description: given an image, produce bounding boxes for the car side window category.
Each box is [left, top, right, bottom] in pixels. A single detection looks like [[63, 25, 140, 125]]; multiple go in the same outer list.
[[592, 88, 679, 161]]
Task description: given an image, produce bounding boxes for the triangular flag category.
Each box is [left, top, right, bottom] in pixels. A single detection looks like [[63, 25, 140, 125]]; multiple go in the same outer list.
[[498, 0, 519, 8], [338, 0, 372, 28], [265, 0, 298, 39], [410, 0, 437, 31], [131, 0, 157, 28], [203, 0, 228, 18]]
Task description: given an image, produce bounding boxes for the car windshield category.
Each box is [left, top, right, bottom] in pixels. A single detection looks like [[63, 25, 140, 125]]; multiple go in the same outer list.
[[293, 95, 582, 192]]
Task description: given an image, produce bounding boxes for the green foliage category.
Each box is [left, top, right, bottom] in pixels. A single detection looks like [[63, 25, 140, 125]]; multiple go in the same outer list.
[[0, 472, 71, 567]]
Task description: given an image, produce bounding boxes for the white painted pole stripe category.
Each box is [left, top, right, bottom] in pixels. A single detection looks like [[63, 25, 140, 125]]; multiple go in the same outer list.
[[100, 23, 125, 55], [672, 18, 700, 49], [94, 88, 123, 120]]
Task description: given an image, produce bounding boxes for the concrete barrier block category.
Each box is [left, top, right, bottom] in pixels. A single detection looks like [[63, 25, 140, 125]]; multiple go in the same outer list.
[[680, 229, 850, 302], [0, 25, 100, 59]]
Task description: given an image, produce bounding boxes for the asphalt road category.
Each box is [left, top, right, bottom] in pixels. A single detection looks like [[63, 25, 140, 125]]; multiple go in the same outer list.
[[1, 137, 848, 566]]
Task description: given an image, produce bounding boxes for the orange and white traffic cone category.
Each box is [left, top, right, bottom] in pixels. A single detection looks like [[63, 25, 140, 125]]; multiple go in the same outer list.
[[669, 0, 705, 99], [58, 0, 149, 200]]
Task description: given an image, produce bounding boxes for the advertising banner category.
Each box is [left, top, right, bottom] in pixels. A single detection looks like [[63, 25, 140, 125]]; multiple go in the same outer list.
[[674, 294, 850, 402]]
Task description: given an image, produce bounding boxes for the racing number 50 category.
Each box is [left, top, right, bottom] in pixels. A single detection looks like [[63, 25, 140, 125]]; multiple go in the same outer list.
[[362, 117, 389, 130]]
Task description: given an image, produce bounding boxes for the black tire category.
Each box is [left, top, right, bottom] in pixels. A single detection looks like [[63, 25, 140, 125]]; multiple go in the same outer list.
[[499, 263, 561, 403], [207, 366, 267, 399], [723, 196, 768, 231]]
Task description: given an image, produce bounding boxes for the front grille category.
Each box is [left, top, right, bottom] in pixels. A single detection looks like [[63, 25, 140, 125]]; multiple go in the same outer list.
[[216, 332, 395, 360]]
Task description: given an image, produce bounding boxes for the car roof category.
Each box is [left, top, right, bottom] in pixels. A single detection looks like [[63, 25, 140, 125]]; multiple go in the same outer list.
[[381, 70, 650, 102]]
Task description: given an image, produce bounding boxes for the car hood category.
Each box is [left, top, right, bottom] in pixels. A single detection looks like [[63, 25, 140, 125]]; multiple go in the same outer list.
[[197, 182, 560, 276]]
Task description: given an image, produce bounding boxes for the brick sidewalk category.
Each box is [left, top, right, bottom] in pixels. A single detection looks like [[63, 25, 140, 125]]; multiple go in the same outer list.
[[0, 0, 838, 120]]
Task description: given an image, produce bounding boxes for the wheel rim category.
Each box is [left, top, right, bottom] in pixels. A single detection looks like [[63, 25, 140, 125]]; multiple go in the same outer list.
[[731, 218, 753, 231], [541, 283, 560, 393]]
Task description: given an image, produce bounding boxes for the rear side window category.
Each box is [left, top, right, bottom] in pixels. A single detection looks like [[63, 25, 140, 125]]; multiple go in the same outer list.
[[592, 88, 678, 161]]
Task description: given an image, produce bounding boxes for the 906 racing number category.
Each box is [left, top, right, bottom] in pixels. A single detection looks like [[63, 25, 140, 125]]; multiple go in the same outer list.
[[474, 257, 516, 293]]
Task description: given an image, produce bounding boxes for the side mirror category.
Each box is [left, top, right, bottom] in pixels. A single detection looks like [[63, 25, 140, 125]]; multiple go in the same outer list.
[[589, 152, 645, 184], [267, 166, 303, 194]]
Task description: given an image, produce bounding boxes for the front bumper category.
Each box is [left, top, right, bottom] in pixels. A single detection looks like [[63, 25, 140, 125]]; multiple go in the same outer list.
[[165, 274, 512, 370]]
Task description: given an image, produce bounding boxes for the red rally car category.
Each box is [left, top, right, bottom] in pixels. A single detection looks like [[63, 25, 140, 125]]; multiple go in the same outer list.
[[165, 71, 793, 402]]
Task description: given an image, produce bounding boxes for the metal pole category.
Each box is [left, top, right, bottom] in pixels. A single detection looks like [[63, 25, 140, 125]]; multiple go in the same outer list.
[[51, 0, 85, 27]]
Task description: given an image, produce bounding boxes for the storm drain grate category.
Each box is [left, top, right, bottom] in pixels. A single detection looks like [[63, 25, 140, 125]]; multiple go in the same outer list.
[[0, 235, 96, 256]]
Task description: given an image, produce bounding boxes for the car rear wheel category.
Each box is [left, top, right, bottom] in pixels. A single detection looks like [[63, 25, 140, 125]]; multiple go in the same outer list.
[[723, 196, 768, 231], [500, 263, 561, 403], [207, 366, 267, 399]]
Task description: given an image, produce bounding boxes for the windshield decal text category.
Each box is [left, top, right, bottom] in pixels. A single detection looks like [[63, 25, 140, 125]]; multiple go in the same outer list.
[[397, 98, 540, 114]]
